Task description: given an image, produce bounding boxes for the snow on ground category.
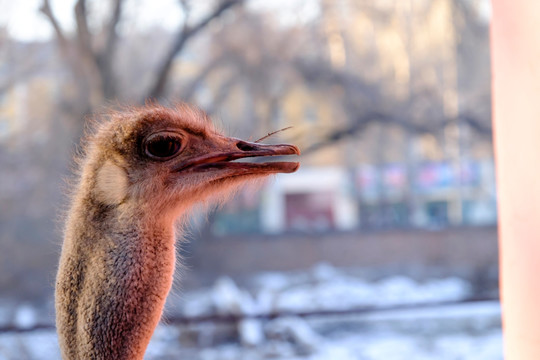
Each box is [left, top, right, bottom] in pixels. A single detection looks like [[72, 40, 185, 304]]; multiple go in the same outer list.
[[0, 320, 503, 360], [0, 264, 502, 359], [145, 325, 503, 360], [0, 330, 59, 360], [178, 263, 473, 318]]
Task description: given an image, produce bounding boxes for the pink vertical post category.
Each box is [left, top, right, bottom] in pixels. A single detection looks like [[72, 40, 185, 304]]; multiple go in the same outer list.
[[492, 1, 540, 358]]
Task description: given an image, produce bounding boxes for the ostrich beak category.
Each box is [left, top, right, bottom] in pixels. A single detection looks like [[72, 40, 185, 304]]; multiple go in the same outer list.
[[174, 138, 300, 174]]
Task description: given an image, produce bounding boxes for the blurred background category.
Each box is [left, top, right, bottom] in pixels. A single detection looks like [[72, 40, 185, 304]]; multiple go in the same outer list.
[[0, 0, 499, 359]]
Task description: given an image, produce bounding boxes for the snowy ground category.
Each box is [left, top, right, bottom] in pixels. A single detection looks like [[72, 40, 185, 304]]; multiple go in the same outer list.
[[178, 263, 475, 318], [0, 312, 503, 360], [0, 264, 502, 359]]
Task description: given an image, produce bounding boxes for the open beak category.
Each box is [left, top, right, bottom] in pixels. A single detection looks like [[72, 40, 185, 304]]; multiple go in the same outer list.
[[174, 138, 300, 175]]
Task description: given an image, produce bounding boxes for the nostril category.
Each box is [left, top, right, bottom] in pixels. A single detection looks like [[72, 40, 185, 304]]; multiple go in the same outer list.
[[236, 141, 258, 152]]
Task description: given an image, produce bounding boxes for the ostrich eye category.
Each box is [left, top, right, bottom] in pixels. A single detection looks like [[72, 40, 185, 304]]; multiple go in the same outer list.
[[144, 133, 183, 160]]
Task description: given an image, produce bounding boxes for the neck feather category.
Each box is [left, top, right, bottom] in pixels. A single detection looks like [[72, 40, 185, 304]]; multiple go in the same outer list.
[[56, 200, 179, 360]]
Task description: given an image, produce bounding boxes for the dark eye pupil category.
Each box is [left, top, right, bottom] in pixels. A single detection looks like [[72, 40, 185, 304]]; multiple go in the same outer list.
[[146, 137, 181, 159]]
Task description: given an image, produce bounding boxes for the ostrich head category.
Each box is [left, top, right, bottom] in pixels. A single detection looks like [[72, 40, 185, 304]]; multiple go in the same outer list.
[[85, 104, 299, 218], [56, 103, 299, 360]]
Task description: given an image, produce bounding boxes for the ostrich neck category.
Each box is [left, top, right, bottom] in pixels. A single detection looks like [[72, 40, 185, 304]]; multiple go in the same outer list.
[[56, 200, 179, 360]]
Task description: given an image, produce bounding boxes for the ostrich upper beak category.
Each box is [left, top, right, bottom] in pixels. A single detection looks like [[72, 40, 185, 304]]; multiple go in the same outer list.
[[174, 138, 300, 174]]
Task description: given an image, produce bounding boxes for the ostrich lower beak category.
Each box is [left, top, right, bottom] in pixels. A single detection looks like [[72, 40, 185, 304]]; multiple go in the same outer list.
[[175, 139, 300, 174]]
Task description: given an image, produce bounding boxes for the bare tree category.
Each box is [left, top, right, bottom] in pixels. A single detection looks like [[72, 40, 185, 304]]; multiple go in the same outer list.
[[39, 0, 244, 131], [290, 0, 492, 155]]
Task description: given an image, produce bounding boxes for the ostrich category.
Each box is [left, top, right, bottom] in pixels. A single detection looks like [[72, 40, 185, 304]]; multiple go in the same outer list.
[[55, 104, 300, 359]]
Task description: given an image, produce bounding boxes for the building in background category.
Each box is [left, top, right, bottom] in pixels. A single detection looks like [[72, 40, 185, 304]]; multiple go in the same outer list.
[[212, 159, 496, 234]]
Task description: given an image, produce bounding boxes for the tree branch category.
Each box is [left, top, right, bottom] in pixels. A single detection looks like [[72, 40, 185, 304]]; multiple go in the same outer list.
[[147, 0, 244, 100], [97, 0, 125, 98], [39, 0, 68, 48], [74, 0, 94, 58], [302, 113, 493, 155], [103, 0, 123, 57], [40, 0, 87, 87]]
